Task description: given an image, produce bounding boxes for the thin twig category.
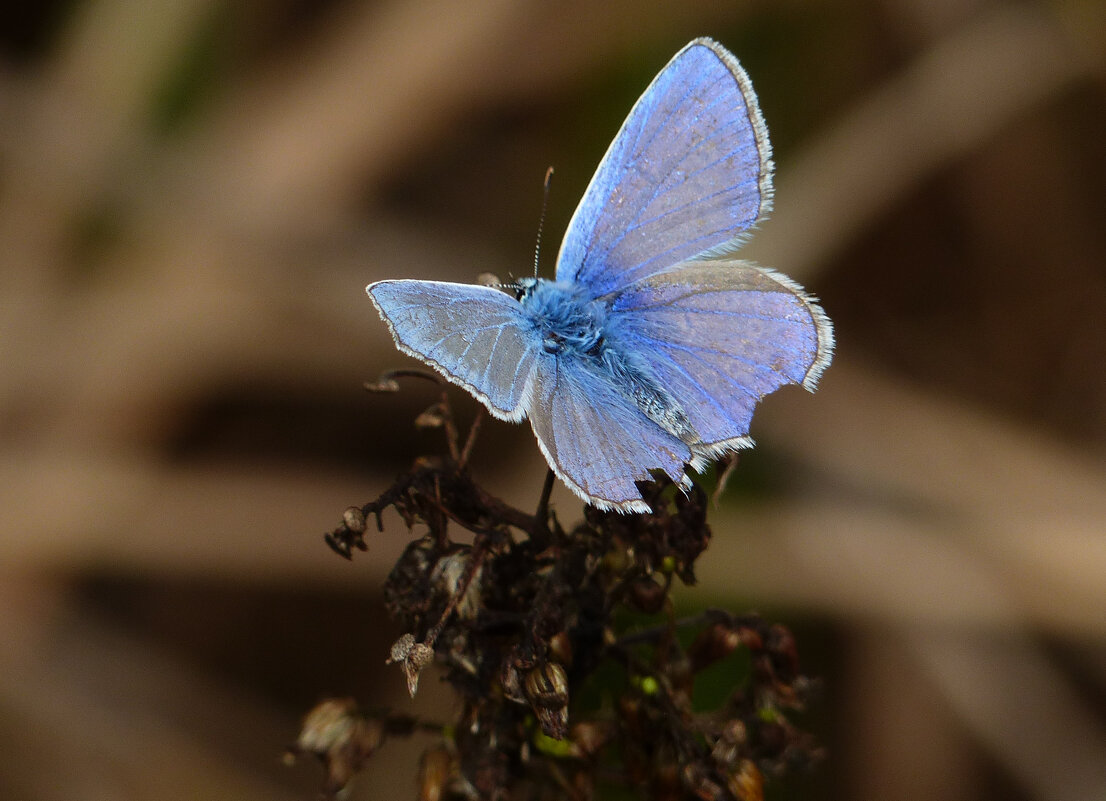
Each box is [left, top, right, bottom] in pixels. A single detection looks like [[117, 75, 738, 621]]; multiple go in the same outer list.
[[459, 409, 483, 468], [424, 540, 489, 646]]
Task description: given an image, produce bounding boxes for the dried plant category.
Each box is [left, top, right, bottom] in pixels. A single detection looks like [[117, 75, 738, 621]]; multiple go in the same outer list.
[[289, 373, 821, 800]]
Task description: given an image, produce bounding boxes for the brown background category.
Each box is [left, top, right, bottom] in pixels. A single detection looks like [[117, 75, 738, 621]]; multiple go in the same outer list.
[[2, 1, 1106, 799]]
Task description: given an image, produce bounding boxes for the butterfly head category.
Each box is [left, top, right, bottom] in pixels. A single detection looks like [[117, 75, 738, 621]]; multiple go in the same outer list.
[[514, 278, 607, 357], [513, 275, 539, 302]]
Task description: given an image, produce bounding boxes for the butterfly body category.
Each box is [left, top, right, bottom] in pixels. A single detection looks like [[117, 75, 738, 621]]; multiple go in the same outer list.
[[516, 277, 693, 442], [368, 38, 834, 512], [516, 277, 606, 357]]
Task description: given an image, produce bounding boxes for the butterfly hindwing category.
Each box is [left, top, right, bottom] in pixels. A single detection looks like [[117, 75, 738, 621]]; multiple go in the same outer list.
[[367, 280, 540, 420], [528, 353, 691, 513], [609, 259, 833, 455], [555, 37, 772, 297]]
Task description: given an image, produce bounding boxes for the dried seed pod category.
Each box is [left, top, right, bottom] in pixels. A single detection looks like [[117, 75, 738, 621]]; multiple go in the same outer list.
[[384, 536, 442, 624], [342, 506, 367, 534], [682, 762, 726, 801], [414, 404, 447, 429], [548, 631, 574, 667], [289, 698, 385, 795], [628, 578, 667, 614], [569, 721, 611, 758], [500, 660, 527, 704], [727, 759, 764, 801], [736, 625, 763, 650], [710, 719, 748, 767], [430, 551, 482, 620], [293, 697, 361, 755], [417, 747, 455, 801], [688, 622, 741, 672], [524, 663, 569, 740], [387, 634, 435, 696]]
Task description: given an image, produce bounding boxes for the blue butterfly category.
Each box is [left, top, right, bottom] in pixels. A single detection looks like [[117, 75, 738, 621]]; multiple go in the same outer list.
[[368, 38, 833, 513]]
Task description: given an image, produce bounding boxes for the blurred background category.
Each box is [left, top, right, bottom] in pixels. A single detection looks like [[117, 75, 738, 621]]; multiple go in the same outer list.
[[2, 1, 1106, 799]]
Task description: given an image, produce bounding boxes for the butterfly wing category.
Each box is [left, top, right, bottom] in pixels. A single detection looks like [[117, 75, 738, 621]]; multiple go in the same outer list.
[[367, 280, 540, 420], [555, 38, 772, 297], [528, 353, 691, 512], [609, 260, 834, 460]]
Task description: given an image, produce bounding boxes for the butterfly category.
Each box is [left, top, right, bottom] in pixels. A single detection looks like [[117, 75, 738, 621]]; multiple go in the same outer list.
[[367, 38, 833, 513]]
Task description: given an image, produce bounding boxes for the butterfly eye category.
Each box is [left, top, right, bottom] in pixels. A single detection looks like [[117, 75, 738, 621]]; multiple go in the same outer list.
[[514, 277, 537, 302]]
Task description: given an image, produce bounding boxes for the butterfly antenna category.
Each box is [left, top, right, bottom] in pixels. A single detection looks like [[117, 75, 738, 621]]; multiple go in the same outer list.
[[532, 166, 554, 277]]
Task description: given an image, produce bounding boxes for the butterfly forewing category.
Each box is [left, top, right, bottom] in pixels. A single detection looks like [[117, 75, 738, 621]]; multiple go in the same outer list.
[[555, 38, 772, 298], [368, 280, 539, 420]]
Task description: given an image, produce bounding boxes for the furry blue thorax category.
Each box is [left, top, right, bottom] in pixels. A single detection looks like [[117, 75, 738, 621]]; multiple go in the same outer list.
[[517, 277, 695, 442], [516, 277, 605, 356]]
